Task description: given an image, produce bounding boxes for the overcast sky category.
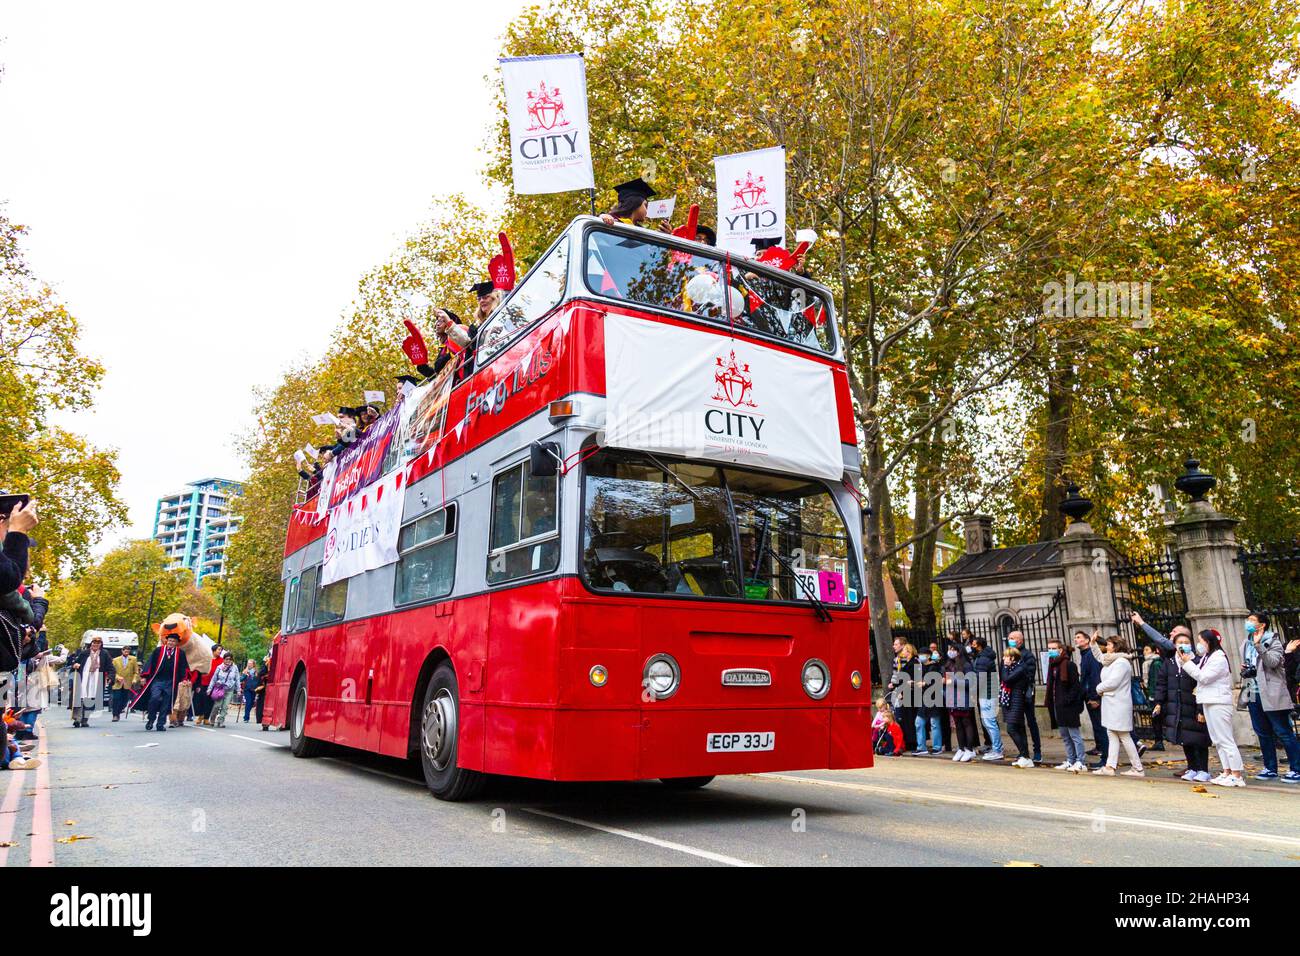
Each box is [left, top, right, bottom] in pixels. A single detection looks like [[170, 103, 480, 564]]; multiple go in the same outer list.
[[0, 1, 528, 550]]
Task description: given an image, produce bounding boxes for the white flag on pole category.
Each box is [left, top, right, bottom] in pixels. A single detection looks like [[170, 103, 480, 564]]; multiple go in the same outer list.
[[714, 146, 787, 255], [500, 54, 595, 195]]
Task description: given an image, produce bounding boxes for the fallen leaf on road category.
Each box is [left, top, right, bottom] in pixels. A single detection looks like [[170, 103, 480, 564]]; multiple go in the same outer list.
[[63, 819, 76, 826], [24, 790, 36, 797], [0, 841, 16, 848], [1191, 785, 1207, 792], [55, 835, 94, 844], [1005, 861, 1042, 867], [102, 785, 117, 790]]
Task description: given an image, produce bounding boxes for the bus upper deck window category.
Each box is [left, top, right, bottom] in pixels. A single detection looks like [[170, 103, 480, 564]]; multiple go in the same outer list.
[[584, 229, 836, 354], [477, 237, 569, 366]]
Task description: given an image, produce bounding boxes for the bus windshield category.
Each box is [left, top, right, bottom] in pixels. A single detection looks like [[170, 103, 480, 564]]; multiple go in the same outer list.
[[583, 229, 836, 354], [581, 449, 861, 606]]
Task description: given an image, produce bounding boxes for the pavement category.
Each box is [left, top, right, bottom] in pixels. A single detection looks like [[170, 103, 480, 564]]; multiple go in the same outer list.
[[3, 709, 1299, 867]]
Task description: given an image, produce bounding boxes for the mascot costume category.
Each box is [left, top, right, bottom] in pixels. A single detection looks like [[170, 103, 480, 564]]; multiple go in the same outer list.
[[128, 614, 215, 724]]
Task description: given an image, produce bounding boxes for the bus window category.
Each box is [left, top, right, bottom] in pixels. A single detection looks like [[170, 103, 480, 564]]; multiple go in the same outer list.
[[580, 449, 861, 605], [313, 576, 348, 626], [582, 451, 739, 598], [725, 468, 862, 604], [477, 237, 569, 366], [293, 565, 318, 631], [583, 229, 836, 354], [283, 575, 301, 633], [395, 505, 457, 605], [487, 459, 559, 584]]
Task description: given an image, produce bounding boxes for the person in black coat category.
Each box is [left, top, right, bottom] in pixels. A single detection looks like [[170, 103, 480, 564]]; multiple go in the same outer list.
[[1075, 630, 1108, 767], [1000, 647, 1034, 766], [1152, 632, 1213, 781], [914, 648, 945, 755], [132, 634, 186, 732], [1044, 637, 1086, 770]]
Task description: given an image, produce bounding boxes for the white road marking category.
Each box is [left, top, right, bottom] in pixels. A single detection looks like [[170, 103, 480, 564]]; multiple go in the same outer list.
[[519, 808, 760, 867], [754, 773, 1300, 847], [232, 734, 287, 748], [133, 743, 159, 749]]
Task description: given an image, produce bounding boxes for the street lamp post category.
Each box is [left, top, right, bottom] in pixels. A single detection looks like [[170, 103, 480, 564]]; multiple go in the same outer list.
[[142, 580, 157, 648]]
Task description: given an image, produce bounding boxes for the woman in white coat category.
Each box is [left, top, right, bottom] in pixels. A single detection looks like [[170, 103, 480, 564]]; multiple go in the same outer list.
[[1179, 628, 1245, 787], [1092, 634, 1144, 777]]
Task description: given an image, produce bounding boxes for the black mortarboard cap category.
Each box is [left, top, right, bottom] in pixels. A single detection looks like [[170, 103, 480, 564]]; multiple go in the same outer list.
[[337, 405, 360, 418], [614, 177, 656, 204], [752, 236, 782, 251], [470, 281, 495, 297], [395, 374, 421, 387]]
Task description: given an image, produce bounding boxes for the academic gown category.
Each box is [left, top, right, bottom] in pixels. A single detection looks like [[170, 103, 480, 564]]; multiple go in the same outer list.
[[128, 645, 185, 713]]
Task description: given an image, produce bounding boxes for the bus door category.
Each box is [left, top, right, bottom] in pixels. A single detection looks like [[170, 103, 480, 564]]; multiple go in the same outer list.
[[337, 617, 387, 752]]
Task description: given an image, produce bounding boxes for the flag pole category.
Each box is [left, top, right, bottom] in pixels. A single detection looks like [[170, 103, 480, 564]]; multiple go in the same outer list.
[[589, 187, 596, 216]]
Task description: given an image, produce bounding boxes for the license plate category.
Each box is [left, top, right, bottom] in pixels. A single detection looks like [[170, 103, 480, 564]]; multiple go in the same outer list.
[[706, 731, 775, 753]]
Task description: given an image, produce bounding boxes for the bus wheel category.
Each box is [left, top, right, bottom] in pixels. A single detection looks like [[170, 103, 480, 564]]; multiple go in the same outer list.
[[288, 677, 324, 758], [419, 664, 485, 801], [660, 776, 715, 790]]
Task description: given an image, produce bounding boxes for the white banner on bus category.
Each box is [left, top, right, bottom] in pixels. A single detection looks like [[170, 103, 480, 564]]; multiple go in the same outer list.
[[714, 146, 786, 255], [500, 53, 595, 195], [320, 471, 404, 586], [603, 314, 843, 481]]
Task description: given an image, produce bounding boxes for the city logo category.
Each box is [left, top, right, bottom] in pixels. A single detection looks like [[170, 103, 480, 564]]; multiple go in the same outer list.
[[712, 349, 758, 409], [731, 171, 769, 210], [323, 528, 338, 562], [525, 81, 570, 131]]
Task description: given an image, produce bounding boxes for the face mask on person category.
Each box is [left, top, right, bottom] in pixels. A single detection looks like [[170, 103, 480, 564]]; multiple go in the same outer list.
[[1176, 642, 1192, 655], [1245, 621, 1257, 635], [930, 652, 940, 662], [947, 649, 958, 660], [1196, 641, 1209, 656], [964, 644, 973, 653], [1007, 639, 1018, 649], [1047, 649, 1060, 660]]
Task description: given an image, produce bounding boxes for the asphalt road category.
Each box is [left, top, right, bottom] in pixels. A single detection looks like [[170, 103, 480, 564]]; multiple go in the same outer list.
[[5, 710, 1300, 867]]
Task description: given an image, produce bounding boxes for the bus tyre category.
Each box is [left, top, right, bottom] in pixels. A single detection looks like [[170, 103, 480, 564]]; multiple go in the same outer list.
[[288, 677, 324, 758], [660, 776, 715, 790], [420, 664, 486, 801]]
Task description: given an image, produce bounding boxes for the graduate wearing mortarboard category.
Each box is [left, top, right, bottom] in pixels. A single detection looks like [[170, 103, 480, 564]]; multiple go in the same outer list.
[[469, 280, 500, 325], [600, 177, 672, 233]]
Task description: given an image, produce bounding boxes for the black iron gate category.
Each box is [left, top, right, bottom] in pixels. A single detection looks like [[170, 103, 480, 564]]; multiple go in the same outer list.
[[1238, 539, 1300, 642], [1109, 549, 1188, 738]]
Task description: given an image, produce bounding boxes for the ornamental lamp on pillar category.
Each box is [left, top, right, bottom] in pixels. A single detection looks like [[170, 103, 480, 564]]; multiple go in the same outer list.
[[1059, 481, 1093, 525], [1173, 457, 1217, 503]]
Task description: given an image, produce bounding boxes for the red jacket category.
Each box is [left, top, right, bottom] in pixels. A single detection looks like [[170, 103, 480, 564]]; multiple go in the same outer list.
[[200, 657, 220, 688]]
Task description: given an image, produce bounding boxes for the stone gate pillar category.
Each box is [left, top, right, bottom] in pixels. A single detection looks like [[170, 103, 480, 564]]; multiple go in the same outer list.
[[1168, 459, 1253, 740], [1057, 484, 1121, 638]]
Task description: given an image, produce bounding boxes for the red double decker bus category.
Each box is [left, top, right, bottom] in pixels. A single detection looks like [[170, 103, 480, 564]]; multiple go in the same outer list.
[[262, 217, 872, 799]]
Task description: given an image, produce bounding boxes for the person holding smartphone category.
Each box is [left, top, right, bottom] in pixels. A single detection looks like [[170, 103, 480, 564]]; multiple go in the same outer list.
[[0, 497, 39, 594], [1179, 628, 1245, 787]]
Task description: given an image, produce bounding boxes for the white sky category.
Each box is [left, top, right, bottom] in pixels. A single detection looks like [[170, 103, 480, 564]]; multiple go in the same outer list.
[[0, 1, 527, 550]]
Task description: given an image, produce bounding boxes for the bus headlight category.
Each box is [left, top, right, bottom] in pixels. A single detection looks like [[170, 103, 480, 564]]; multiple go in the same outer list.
[[802, 659, 830, 700], [589, 665, 609, 687], [643, 653, 680, 700]]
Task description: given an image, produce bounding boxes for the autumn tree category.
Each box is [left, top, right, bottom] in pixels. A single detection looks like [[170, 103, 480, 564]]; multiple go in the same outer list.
[[226, 196, 497, 631], [0, 208, 126, 579]]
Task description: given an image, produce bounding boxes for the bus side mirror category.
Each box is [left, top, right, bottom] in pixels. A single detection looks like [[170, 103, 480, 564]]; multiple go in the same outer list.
[[530, 441, 562, 478]]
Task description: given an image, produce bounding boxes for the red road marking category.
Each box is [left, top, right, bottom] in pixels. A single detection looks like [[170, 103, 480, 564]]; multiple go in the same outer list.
[[30, 720, 54, 866]]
